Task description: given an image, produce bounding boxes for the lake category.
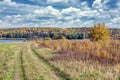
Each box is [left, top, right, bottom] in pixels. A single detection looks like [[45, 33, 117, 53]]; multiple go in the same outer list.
[[0, 40, 25, 43]]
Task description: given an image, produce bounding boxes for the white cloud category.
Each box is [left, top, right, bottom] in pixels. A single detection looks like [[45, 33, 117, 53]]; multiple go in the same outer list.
[[61, 7, 81, 21], [34, 6, 61, 19], [61, 7, 100, 19], [0, 19, 12, 28], [80, 1, 90, 10], [116, 1, 120, 7], [47, 0, 68, 4], [61, 7, 80, 14], [106, 22, 120, 28], [79, 10, 100, 18], [82, 20, 94, 27], [64, 16, 73, 20], [0, 0, 120, 28], [109, 9, 119, 14], [92, 0, 102, 8], [103, 0, 110, 4], [111, 17, 120, 24], [0, 0, 17, 6]]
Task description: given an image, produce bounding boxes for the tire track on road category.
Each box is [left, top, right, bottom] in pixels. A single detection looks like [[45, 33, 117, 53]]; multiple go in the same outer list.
[[31, 45, 73, 80]]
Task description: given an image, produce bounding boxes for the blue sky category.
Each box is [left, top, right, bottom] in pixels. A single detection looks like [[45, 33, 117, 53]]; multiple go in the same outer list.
[[0, 0, 120, 28]]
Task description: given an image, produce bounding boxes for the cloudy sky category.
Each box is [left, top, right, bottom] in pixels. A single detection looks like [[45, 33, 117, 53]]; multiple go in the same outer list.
[[0, 0, 120, 28]]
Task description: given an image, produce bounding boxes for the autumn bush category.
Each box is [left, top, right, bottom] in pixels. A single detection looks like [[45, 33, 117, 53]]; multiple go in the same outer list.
[[37, 39, 120, 65], [90, 23, 110, 41]]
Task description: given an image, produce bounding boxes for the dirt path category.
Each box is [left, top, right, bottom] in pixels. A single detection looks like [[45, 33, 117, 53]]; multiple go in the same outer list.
[[0, 42, 72, 80], [21, 42, 62, 80], [31, 43, 73, 80], [14, 51, 21, 80], [14, 44, 25, 80]]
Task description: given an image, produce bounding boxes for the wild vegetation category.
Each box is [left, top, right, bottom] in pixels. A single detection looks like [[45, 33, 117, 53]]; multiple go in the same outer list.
[[37, 39, 120, 64], [0, 39, 119, 80], [35, 39, 120, 80], [31, 25, 119, 79]]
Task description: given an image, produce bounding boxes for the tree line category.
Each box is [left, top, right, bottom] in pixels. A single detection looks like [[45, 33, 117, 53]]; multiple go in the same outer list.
[[0, 26, 119, 40]]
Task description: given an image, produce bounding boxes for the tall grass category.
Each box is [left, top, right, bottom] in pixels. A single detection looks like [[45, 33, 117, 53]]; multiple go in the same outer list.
[[37, 39, 120, 65]]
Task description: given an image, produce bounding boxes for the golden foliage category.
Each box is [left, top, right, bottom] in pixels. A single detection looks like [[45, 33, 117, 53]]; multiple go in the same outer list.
[[90, 23, 110, 41], [37, 39, 120, 64], [100, 50, 107, 58]]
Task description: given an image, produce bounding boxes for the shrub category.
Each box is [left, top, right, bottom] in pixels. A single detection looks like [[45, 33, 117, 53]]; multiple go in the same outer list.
[[90, 23, 110, 41]]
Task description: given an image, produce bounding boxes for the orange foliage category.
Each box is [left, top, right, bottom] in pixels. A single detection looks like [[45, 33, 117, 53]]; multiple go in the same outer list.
[[37, 39, 120, 64]]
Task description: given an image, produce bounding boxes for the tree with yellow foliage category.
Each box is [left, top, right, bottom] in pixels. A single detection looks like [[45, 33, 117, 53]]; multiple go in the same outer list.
[[90, 23, 110, 41]]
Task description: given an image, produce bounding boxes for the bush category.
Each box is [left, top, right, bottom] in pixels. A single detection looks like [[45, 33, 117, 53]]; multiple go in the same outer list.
[[90, 23, 110, 41]]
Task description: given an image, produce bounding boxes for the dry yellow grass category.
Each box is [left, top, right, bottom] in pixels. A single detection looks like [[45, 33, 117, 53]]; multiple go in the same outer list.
[[33, 40, 120, 80], [37, 39, 120, 64]]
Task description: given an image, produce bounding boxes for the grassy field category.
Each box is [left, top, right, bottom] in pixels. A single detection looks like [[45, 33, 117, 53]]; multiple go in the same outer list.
[[0, 40, 120, 80]]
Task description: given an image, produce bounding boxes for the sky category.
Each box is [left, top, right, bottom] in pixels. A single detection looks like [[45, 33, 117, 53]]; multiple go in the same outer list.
[[0, 0, 120, 28]]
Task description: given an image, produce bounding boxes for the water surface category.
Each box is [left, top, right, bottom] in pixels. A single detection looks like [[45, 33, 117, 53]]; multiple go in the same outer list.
[[0, 40, 25, 43]]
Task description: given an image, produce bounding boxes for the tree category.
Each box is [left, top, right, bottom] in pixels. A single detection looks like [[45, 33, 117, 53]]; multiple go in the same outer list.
[[90, 23, 110, 41]]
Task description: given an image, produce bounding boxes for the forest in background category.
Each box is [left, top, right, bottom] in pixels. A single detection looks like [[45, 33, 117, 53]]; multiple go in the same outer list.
[[0, 27, 120, 40]]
